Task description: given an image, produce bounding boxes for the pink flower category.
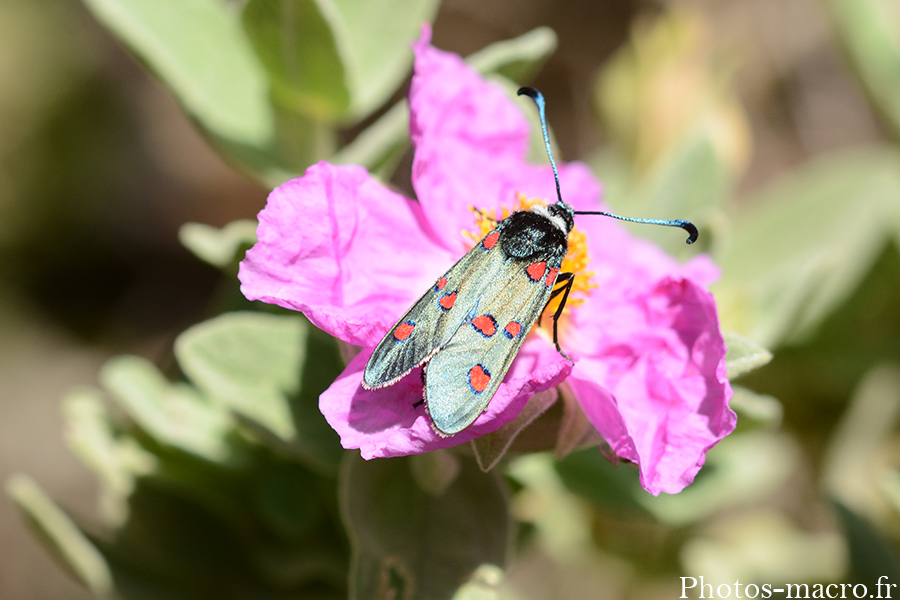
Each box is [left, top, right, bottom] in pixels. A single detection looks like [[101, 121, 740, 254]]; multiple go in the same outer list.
[[238, 27, 735, 495]]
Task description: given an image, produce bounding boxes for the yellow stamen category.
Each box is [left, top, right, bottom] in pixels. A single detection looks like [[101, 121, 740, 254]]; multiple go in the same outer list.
[[462, 193, 597, 326]]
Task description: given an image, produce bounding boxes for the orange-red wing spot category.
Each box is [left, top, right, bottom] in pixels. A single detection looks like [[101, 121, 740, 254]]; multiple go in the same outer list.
[[526, 261, 547, 281], [472, 314, 497, 337], [482, 231, 500, 250], [545, 267, 559, 287], [439, 291, 457, 310], [434, 276, 447, 292], [504, 321, 522, 339], [393, 321, 415, 341], [468, 364, 491, 393]]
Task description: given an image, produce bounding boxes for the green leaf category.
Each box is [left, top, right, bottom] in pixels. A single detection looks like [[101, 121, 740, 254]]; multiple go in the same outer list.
[[174, 312, 343, 473], [332, 101, 409, 175], [6, 474, 114, 595], [175, 312, 305, 440], [467, 27, 557, 83], [80, 0, 334, 185], [81, 0, 273, 148], [472, 389, 558, 472], [179, 220, 258, 268], [729, 386, 783, 430], [723, 331, 772, 380], [822, 363, 900, 513], [326, 0, 440, 119], [333, 27, 561, 176], [243, 0, 439, 122], [555, 447, 648, 513], [716, 146, 900, 348], [410, 450, 462, 497], [62, 389, 156, 524], [341, 454, 509, 600], [100, 356, 236, 463], [241, 0, 349, 119], [639, 431, 800, 525], [833, 502, 900, 584], [825, 0, 900, 139]]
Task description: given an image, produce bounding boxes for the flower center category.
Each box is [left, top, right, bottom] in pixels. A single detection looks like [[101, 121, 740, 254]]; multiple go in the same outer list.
[[463, 193, 597, 330]]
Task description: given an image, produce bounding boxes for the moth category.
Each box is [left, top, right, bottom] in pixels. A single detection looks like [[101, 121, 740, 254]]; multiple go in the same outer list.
[[362, 87, 698, 436]]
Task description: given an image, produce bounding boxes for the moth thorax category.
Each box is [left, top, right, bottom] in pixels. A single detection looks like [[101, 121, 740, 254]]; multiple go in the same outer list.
[[532, 203, 573, 234]]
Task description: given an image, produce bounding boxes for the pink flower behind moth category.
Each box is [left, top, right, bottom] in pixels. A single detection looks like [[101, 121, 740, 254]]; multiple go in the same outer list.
[[238, 26, 735, 495]]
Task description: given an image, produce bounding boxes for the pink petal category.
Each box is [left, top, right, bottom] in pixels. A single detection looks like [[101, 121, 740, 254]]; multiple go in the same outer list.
[[408, 32, 603, 250], [320, 336, 571, 458], [570, 277, 734, 495], [566, 367, 639, 462], [239, 162, 456, 347]]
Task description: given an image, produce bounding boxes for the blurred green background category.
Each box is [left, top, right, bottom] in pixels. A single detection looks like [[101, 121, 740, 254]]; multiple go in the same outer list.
[[2, 0, 900, 598]]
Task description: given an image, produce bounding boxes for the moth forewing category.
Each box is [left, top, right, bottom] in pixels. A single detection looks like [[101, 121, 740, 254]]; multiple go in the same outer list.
[[362, 226, 508, 390]]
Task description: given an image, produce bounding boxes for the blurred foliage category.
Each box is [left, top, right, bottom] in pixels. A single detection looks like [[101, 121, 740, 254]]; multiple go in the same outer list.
[[7, 0, 900, 599]]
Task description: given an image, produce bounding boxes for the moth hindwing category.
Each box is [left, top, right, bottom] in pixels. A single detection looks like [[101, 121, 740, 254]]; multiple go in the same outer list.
[[363, 205, 573, 436]]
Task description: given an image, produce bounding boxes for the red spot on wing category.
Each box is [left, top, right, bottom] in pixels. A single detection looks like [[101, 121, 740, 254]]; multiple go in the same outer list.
[[472, 314, 497, 337], [469, 364, 491, 393], [546, 268, 559, 287], [526, 261, 547, 281], [435, 276, 447, 291], [393, 321, 415, 341], [439, 292, 457, 310], [482, 231, 500, 250], [504, 321, 522, 339]]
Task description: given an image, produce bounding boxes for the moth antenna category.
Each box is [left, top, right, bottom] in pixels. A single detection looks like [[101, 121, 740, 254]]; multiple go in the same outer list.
[[572, 211, 699, 244], [519, 86, 699, 245], [517, 87, 563, 205]]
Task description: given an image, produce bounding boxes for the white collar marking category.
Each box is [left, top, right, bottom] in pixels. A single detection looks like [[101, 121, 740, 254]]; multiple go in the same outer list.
[[531, 204, 568, 233]]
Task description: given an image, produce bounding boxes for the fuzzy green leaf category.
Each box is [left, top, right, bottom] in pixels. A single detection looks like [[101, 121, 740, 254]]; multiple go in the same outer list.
[[723, 331, 773, 380], [729, 386, 783, 431], [81, 0, 273, 147], [243, 0, 439, 122], [717, 146, 900, 348], [175, 312, 305, 440], [178, 220, 258, 268], [62, 389, 156, 524], [174, 312, 343, 473], [472, 389, 558, 472], [825, 0, 900, 139], [833, 502, 900, 584], [341, 454, 509, 600], [6, 474, 114, 595], [334, 27, 560, 175], [467, 27, 557, 83], [101, 355, 236, 463]]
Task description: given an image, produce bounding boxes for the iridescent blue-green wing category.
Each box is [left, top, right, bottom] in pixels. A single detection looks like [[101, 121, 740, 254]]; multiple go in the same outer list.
[[424, 254, 563, 436], [362, 229, 506, 389]]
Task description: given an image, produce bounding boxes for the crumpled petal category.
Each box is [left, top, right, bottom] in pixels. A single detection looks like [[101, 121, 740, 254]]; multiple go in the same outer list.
[[239, 162, 456, 347], [409, 27, 602, 250], [570, 277, 734, 495], [320, 336, 571, 458]]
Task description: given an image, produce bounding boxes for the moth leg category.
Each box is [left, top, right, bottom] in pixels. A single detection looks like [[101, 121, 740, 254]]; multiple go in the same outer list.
[[549, 272, 575, 360], [538, 272, 574, 329], [413, 369, 426, 407], [469, 206, 498, 226]]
